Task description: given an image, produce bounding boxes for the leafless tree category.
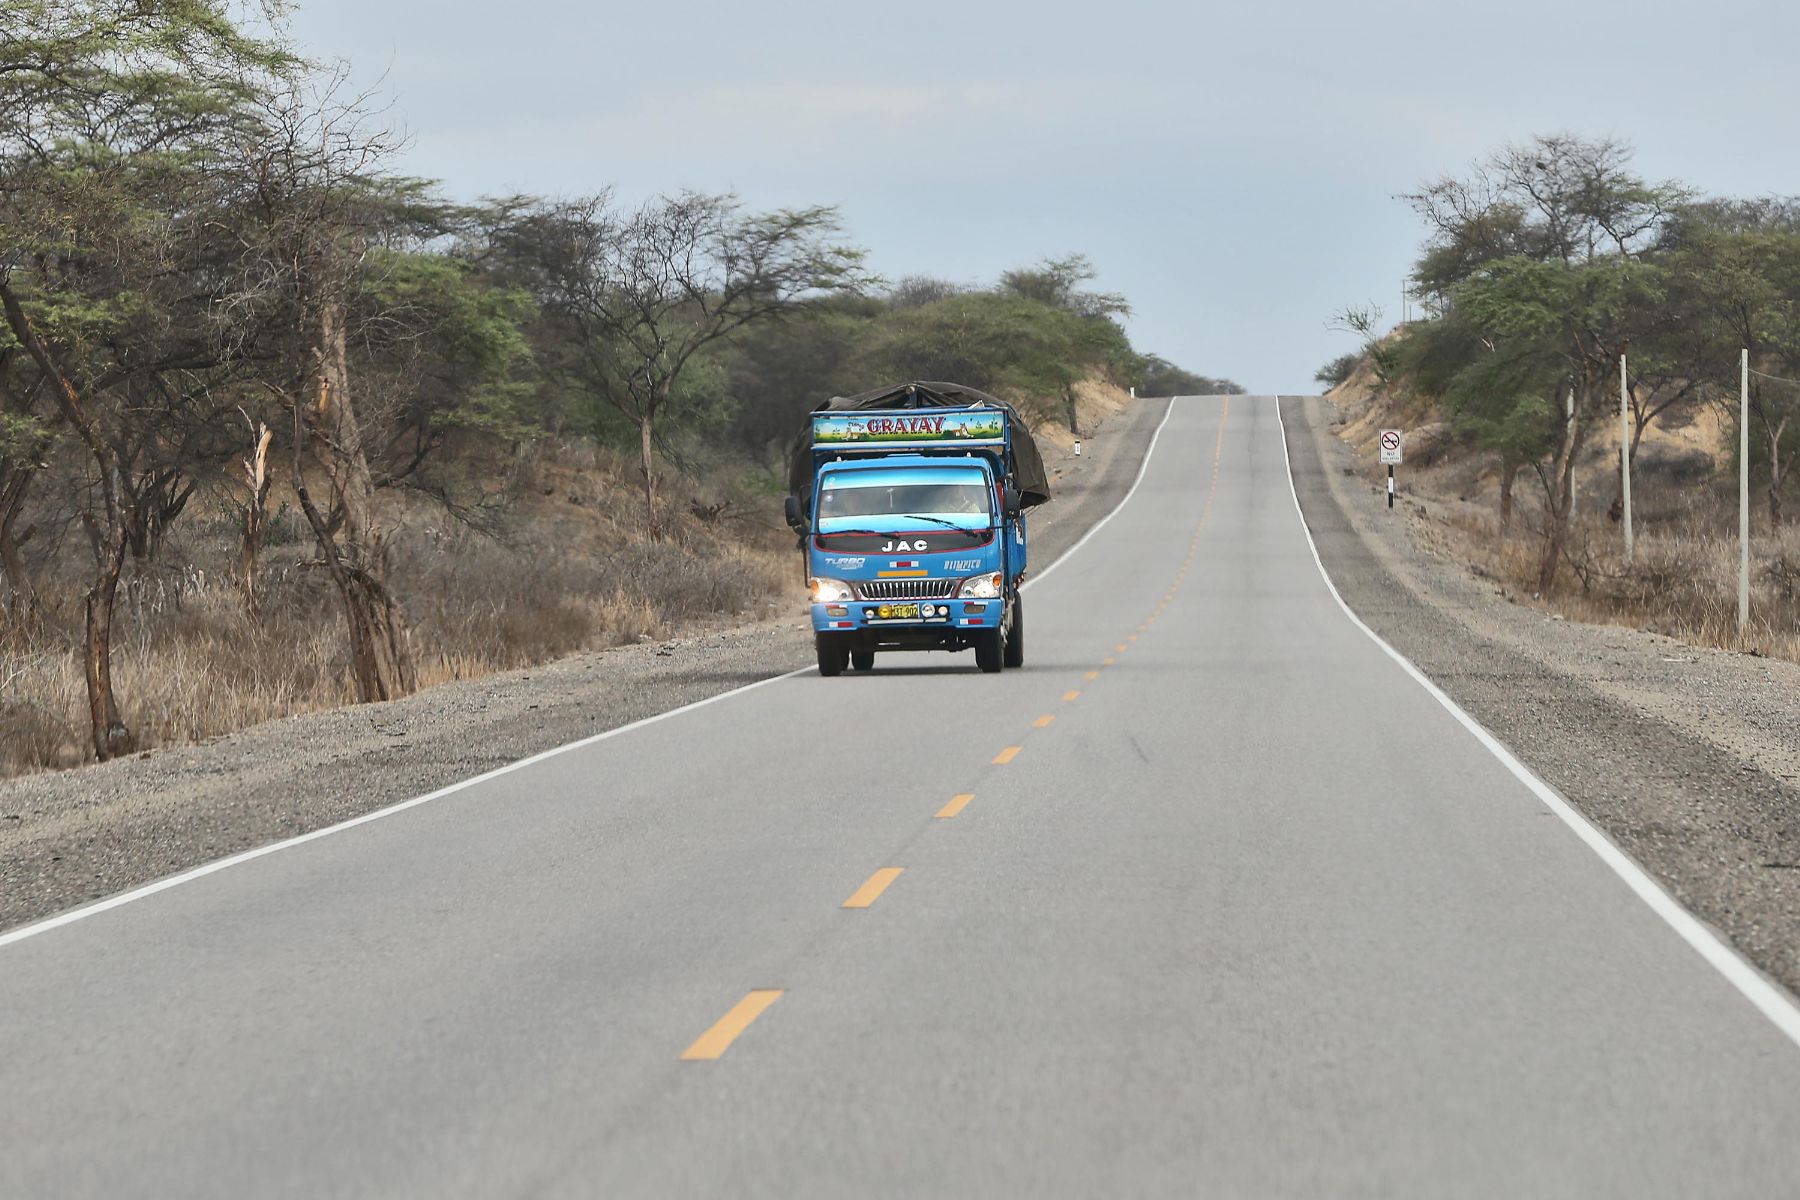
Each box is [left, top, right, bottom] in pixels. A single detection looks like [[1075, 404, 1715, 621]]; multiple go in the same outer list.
[[218, 70, 426, 701]]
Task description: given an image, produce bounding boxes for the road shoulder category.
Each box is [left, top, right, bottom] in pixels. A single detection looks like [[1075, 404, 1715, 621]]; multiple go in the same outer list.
[[1282, 394, 1800, 998]]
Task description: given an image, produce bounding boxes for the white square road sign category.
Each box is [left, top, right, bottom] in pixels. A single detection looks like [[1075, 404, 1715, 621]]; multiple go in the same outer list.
[[1379, 429, 1403, 465]]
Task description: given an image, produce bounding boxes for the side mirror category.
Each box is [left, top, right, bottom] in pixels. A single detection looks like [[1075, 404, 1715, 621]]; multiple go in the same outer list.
[[1002, 485, 1022, 519], [783, 495, 807, 534]]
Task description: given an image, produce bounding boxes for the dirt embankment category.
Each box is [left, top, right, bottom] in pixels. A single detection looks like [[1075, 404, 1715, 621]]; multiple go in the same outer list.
[[0, 390, 1169, 934], [1285, 393, 1800, 999]]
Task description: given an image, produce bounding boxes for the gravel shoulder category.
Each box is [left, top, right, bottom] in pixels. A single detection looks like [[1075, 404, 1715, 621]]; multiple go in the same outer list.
[[1283, 394, 1800, 996], [0, 397, 1172, 933]]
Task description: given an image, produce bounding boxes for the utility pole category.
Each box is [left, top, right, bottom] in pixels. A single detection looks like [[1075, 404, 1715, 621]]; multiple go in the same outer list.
[[1620, 350, 1633, 559], [1740, 348, 1751, 635]]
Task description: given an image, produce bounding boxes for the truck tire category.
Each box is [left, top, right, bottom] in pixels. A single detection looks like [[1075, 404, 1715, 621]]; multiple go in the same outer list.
[[1002, 595, 1024, 668], [816, 635, 849, 677], [851, 649, 876, 672], [974, 628, 1004, 673]]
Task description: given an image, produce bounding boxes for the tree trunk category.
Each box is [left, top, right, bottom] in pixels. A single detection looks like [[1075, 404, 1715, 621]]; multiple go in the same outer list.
[[1499, 460, 1517, 530], [639, 412, 659, 540], [0, 466, 36, 614], [0, 280, 135, 759], [83, 538, 134, 760], [1537, 400, 1587, 594], [294, 298, 414, 703]]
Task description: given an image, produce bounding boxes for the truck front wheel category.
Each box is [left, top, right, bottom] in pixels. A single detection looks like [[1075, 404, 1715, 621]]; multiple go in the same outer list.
[[1002, 595, 1024, 668], [816, 635, 850, 677], [851, 649, 876, 672], [973, 628, 1004, 673]]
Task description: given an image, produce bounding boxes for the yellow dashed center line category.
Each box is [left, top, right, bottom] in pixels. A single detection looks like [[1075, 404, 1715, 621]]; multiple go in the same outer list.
[[843, 867, 904, 909], [681, 989, 784, 1061], [1115, 643, 1128, 653], [936, 793, 974, 819], [680, 398, 1232, 1066]]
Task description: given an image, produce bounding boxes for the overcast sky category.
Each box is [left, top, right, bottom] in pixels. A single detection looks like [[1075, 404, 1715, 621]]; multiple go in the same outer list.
[[284, 0, 1800, 393]]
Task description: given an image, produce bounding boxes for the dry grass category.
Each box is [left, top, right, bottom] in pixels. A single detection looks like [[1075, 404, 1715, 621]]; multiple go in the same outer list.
[[0, 441, 801, 777], [1435, 479, 1800, 663]]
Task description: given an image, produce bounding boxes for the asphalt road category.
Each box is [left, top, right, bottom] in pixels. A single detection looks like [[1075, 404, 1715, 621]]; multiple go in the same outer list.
[[5, 395, 1800, 1198]]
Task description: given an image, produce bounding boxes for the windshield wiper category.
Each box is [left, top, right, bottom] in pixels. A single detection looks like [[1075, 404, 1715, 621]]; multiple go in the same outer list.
[[893, 514, 984, 530]]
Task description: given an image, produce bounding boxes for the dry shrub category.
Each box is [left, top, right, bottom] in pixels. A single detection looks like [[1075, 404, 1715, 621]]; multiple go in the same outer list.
[[1456, 492, 1800, 661], [0, 637, 83, 771], [1765, 555, 1800, 604], [0, 444, 802, 778]]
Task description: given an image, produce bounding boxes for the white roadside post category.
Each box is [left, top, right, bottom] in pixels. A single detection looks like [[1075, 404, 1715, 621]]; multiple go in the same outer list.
[[1620, 351, 1633, 559], [1740, 348, 1751, 635], [1379, 429, 1403, 509], [1566, 386, 1577, 514]]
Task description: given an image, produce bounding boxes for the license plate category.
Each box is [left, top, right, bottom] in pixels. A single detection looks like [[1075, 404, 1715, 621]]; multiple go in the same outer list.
[[873, 602, 922, 619]]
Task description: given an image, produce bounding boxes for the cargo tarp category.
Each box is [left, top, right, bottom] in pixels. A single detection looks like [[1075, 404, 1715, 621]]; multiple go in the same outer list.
[[786, 381, 1050, 509]]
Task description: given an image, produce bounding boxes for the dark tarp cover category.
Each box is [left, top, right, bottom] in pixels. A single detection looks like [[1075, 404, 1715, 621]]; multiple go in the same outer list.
[[786, 381, 1051, 508]]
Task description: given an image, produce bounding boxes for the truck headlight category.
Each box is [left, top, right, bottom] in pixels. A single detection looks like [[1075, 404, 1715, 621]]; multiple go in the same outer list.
[[958, 572, 1003, 599], [809, 577, 854, 603]]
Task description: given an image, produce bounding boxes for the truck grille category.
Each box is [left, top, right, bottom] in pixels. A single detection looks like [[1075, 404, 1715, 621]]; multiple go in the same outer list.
[[859, 578, 959, 600]]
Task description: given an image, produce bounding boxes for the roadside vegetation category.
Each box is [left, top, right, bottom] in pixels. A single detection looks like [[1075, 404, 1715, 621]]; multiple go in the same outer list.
[[1327, 133, 1800, 661], [0, 2, 1236, 775]]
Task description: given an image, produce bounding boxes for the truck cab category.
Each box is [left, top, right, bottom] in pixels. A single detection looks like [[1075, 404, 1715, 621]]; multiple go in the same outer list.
[[788, 405, 1032, 675]]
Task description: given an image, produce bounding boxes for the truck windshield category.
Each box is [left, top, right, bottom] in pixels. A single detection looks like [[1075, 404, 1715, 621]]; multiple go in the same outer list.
[[817, 467, 992, 531]]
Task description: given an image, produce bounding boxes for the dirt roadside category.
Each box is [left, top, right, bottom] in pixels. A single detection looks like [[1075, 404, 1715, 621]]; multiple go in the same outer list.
[[1283, 394, 1800, 996], [0, 396, 1174, 933]]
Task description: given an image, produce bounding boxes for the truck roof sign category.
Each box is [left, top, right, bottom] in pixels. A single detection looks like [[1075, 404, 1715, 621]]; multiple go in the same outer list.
[[812, 408, 1006, 449]]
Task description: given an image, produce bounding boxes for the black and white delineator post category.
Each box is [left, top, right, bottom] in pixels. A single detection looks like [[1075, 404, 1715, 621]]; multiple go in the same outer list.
[[1378, 429, 1403, 509]]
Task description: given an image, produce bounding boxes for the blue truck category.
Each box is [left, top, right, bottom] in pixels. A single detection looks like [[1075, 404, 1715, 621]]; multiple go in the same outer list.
[[784, 382, 1050, 676]]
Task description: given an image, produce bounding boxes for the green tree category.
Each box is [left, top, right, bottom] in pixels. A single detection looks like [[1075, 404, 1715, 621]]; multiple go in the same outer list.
[[1657, 200, 1800, 525], [1138, 354, 1245, 397], [998, 254, 1130, 320], [0, 0, 293, 758], [1313, 353, 1360, 391], [488, 192, 869, 537], [1400, 135, 1683, 590]]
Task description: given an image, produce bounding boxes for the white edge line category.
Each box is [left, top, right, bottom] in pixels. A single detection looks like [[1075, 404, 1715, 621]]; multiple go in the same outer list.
[[0, 395, 1181, 951], [1024, 394, 1178, 591], [1274, 394, 1800, 1051], [0, 665, 809, 949]]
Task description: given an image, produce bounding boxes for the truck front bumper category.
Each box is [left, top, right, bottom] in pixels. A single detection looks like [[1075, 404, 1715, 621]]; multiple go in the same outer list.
[[811, 599, 1000, 634]]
